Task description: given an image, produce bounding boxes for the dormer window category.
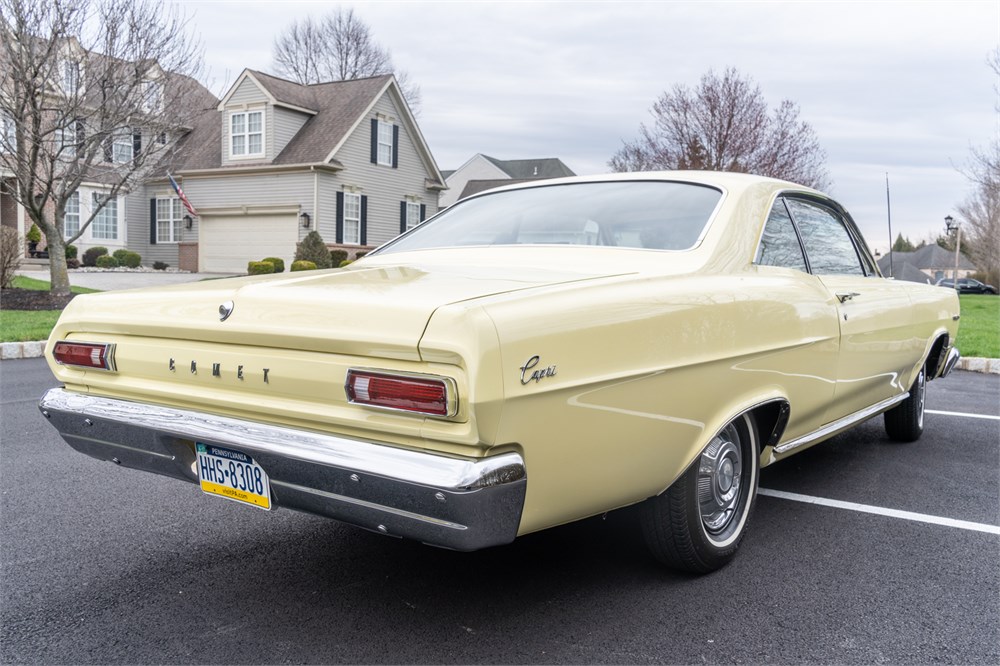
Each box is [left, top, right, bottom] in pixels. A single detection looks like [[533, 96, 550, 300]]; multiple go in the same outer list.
[[230, 110, 263, 158], [62, 60, 80, 95]]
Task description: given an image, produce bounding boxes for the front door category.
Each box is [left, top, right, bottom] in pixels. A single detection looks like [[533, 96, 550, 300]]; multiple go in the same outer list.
[[784, 198, 915, 423]]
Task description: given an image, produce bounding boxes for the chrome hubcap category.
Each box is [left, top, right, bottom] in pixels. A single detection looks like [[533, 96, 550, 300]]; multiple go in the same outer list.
[[698, 424, 743, 535]]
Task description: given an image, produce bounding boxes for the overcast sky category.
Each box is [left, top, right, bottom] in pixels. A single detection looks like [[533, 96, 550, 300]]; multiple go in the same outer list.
[[175, 0, 998, 252]]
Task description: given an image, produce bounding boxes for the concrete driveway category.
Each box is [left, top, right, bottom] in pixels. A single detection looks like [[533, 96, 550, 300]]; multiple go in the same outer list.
[[17, 267, 239, 291]]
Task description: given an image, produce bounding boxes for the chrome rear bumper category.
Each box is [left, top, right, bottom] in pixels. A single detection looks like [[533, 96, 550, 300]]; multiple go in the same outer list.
[[39, 388, 526, 551]]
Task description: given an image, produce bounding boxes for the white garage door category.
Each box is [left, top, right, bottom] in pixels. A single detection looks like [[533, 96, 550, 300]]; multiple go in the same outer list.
[[199, 213, 298, 273]]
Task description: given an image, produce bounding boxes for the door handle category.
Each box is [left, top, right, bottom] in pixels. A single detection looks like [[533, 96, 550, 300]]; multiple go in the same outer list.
[[836, 292, 860, 303]]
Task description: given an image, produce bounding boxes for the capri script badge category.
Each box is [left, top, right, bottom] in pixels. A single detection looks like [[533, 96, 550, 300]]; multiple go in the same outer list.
[[520, 355, 557, 385]]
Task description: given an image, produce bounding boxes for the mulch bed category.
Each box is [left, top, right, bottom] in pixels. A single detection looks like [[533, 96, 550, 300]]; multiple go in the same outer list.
[[0, 288, 77, 311]]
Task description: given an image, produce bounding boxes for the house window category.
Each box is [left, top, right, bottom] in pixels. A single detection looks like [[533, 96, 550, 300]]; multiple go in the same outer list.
[[141, 80, 163, 113], [344, 192, 361, 244], [1, 112, 14, 151], [62, 60, 80, 95], [230, 110, 263, 157], [91, 193, 118, 240], [405, 202, 421, 231], [377, 120, 393, 165], [113, 130, 133, 163], [55, 118, 84, 158], [64, 191, 80, 238], [156, 197, 183, 243]]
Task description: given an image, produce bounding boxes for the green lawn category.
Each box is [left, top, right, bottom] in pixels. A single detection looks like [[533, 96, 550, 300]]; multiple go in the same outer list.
[[1, 277, 100, 343], [956, 294, 1000, 359]]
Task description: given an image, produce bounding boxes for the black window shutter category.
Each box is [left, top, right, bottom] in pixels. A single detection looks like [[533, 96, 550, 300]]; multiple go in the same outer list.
[[103, 137, 112, 162], [399, 201, 407, 234], [149, 198, 157, 244], [392, 125, 399, 168], [420, 204, 426, 222], [133, 130, 141, 160], [370, 119, 378, 164], [360, 195, 368, 246], [335, 191, 344, 244]]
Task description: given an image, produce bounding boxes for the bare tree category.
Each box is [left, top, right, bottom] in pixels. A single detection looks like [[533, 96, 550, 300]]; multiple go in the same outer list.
[[273, 8, 421, 115], [610, 67, 830, 190], [954, 48, 1000, 285], [0, 0, 204, 296]]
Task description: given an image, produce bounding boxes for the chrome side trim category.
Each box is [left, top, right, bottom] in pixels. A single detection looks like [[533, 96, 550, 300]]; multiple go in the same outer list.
[[773, 393, 908, 454], [39, 388, 525, 551]]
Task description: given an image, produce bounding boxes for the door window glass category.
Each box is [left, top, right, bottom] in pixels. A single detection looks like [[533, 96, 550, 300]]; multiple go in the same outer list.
[[755, 198, 807, 271], [786, 199, 864, 275]]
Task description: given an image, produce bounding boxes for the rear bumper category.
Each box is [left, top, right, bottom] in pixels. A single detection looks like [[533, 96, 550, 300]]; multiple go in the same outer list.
[[39, 388, 526, 551]]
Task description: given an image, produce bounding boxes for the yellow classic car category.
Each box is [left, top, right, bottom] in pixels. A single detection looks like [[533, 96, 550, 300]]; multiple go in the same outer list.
[[39, 171, 960, 573]]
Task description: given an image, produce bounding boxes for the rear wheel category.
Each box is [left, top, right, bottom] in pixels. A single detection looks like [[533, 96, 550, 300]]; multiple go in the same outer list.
[[640, 413, 759, 573], [884, 367, 926, 442]]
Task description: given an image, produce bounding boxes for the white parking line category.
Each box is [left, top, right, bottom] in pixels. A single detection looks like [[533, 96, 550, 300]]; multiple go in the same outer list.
[[758, 488, 1000, 535], [927, 409, 1000, 421]]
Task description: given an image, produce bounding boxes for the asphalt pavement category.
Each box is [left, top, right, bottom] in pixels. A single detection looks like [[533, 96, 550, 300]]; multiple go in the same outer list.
[[1, 360, 997, 664]]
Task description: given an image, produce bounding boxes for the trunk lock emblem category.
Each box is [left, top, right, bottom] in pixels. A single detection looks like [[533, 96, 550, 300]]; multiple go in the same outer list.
[[219, 301, 234, 321]]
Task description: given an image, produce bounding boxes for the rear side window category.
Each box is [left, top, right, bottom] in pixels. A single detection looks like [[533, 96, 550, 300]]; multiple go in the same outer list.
[[756, 199, 807, 271], [786, 199, 865, 276]]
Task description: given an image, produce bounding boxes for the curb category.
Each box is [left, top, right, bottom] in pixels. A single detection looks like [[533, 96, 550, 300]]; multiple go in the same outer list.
[[3, 340, 999, 374]]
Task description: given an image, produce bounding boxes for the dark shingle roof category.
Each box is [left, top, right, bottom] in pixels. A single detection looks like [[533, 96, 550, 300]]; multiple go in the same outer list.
[[481, 155, 575, 179], [174, 70, 394, 171], [458, 178, 536, 201], [877, 244, 976, 274]]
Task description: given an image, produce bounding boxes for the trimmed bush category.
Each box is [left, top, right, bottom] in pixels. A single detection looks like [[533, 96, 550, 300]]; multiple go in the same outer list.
[[329, 249, 348, 266], [82, 246, 108, 267], [95, 254, 120, 268], [354, 251, 367, 259], [294, 231, 332, 268], [65, 244, 78, 259], [247, 261, 275, 275], [338, 259, 353, 268], [121, 251, 141, 268], [153, 261, 169, 270], [66, 258, 80, 269], [290, 260, 317, 272], [26, 224, 41, 243], [112, 249, 129, 261], [262, 256, 285, 273]]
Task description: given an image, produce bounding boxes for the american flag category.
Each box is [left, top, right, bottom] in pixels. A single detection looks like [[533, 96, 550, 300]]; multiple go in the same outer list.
[[167, 172, 198, 216]]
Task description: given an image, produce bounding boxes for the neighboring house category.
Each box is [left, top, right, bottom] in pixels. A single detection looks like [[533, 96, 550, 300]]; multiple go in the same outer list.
[[877, 244, 977, 284], [3, 64, 444, 273], [136, 69, 444, 272], [439, 154, 575, 208]]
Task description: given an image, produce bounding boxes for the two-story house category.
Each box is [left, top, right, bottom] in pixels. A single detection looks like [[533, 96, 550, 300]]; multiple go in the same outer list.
[[129, 69, 445, 272]]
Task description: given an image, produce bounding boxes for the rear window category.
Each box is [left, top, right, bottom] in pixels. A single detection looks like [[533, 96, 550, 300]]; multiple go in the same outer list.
[[378, 181, 723, 254]]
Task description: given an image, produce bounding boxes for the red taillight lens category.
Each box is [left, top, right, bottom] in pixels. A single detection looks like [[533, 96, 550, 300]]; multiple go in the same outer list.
[[52, 341, 116, 371], [345, 370, 452, 416]]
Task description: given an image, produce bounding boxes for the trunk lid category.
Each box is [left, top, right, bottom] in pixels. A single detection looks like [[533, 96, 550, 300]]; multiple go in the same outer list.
[[54, 258, 631, 360]]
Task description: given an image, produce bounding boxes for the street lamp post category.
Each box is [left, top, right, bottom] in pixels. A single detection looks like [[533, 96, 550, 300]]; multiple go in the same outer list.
[[944, 215, 961, 290]]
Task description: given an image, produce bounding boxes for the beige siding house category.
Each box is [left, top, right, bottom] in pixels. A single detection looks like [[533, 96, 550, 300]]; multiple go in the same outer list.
[[135, 69, 444, 273], [439, 154, 575, 208]]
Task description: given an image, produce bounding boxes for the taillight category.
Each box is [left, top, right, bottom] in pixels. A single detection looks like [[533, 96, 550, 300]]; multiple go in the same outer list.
[[345, 370, 455, 417], [52, 341, 117, 371]]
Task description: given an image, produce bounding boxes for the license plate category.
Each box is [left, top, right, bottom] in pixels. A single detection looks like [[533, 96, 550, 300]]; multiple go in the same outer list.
[[196, 443, 271, 510]]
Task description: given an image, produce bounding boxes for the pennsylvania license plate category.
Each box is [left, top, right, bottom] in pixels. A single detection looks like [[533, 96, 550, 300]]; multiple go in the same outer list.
[[196, 443, 271, 510]]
